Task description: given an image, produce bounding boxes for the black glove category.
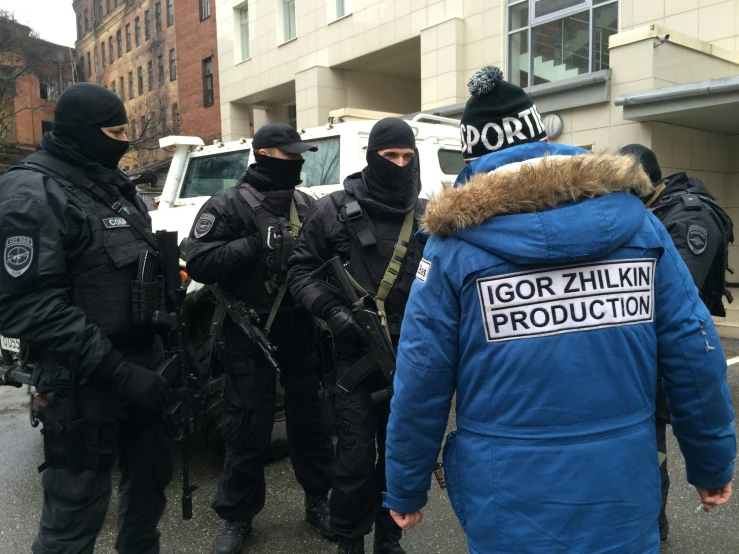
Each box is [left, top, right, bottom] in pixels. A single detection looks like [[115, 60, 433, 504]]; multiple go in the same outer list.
[[325, 306, 366, 344], [111, 362, 171, 412]]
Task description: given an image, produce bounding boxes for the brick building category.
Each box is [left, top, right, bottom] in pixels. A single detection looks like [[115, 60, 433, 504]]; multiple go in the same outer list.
[[73, 0, 179, 170], [0, 16, 76, 170], [173, 0, 222, 144]]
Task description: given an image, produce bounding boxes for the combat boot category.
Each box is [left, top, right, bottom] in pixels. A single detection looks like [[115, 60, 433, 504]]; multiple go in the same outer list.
[[305, 494, 338, 541], [338, 537, 365, 554], [373, 518, 406, 554], [214, 520, 252, 554], [659, 515, 669, 542]]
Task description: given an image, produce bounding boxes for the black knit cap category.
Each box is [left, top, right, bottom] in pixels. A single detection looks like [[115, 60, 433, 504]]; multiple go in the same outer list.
[[53, 82, 128, 135], [460, 66, 547, 161], [617, 144, 662, 184], [367, 117, 416, 154]]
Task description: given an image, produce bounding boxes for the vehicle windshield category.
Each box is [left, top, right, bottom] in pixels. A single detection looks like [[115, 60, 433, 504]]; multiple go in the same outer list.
[[438, 148, 466, 176], [299, 136, 340, 187], [180, 150, 250, 198]]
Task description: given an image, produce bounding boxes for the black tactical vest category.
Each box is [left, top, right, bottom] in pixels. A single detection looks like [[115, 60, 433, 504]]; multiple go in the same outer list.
[[331, 191, 425, 336], [17, 152, 156, 343], [235, 182, 310, 314]]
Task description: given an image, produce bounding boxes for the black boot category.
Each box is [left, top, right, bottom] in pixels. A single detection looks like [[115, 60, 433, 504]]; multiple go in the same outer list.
[[214, 520, 252, 554], [338, 537, 365, 554], [373, 516, 405, 554], [306, 494, 338, 541]]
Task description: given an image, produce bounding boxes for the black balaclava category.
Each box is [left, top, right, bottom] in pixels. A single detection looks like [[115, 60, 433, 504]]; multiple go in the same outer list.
[[248, 153, 305, 191], [49, 83, 129, 170], [363, 118, 418, 209]]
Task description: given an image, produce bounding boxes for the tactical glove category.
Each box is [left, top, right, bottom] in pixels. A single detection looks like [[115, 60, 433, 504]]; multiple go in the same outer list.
[[325, 306, 366, 344], [111, 361, 171, 412]]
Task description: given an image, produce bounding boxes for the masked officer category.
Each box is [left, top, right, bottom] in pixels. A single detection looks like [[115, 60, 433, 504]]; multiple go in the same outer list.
[[618, 143, 734, 541], [0, 83, 172, 554], [185, 123, 335, 554], [288, 118, 427, 554]]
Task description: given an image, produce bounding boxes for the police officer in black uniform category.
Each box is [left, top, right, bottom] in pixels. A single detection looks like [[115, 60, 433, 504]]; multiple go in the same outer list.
[[0, 83, 172, 554], [619, 143, 734, 541], [288, 118, 427, 554], [185, 123, 335, 554]]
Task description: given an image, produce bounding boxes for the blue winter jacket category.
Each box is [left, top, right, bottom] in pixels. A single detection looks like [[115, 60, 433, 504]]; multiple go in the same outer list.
[[382, 143, 736, 553]]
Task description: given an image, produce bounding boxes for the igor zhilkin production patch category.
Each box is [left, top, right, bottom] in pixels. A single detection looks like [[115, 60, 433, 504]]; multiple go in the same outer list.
[[477, 259, 656, 342], [3, 236, 34, 278]]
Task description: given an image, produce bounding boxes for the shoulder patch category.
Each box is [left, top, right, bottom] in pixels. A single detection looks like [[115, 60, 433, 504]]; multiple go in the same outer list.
[[687, 224, 708, 255], [194, 213, 216, 239], [416, 258, 431, 283], [3, 236, 34, 278]]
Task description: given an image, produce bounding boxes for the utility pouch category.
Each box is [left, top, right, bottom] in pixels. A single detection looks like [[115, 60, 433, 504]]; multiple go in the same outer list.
[[132, 251, 161, 325], [39, 397, 86, 475], [318, 373, 337, 437]]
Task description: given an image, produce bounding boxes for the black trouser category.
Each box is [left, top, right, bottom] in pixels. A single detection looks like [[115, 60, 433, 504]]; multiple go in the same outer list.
[[32, 344, 173, 554], [331, 366, 399, 540], [212, 311, 334, 522]]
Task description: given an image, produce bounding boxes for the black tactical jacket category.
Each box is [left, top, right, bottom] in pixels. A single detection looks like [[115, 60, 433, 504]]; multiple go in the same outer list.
[[287, 172, 427, 336], [0, 151, 155, 381], [185, 171, 313, 315]]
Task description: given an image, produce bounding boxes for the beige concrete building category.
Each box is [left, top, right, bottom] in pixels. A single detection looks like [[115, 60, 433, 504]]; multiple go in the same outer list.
[[215, 1, 739, 311]]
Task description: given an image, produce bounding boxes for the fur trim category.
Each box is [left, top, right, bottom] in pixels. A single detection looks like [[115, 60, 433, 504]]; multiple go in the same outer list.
[[422, 153, 653, 237]]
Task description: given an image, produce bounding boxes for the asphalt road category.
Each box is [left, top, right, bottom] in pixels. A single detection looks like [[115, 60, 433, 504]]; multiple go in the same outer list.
[[2, 341, 739, 554]]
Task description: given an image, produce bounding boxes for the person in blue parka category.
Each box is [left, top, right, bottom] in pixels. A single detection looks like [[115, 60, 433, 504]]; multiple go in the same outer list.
[[382, 66, 736, 553]]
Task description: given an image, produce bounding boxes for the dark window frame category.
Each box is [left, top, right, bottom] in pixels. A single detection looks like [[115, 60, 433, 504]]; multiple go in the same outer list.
[[128, 71, 134, 99], [119, 76, 125, 100], [116, 30, 122, 58], [147, 60, 154, 90], [155, 2, 162, 32], [135, 17, 141, 46], [200, 0, 211, 21], [167, 0, 174, 26], [125, 24, 131, 52], [145, 10, 151, 40], [108, 36, 114, 64], [172, 103, 179, 133], [169, 49, 177, 81], [101, 41, 106, 68], [158, 55, 165, 85], [202, 57, 214, 107], [137, 66, 144, 95]]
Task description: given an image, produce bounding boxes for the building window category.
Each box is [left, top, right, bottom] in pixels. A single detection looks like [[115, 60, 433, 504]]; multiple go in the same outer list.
[[107, 0, 112, 13], [145, 10, 151, 40], [126, 24, 131, 52], [97, 0, 103, 21], [128, 71, 134, 99], [202, 57, 214, 107], [147, 61, 154, 90], [101, 42, 107, 68], [119, 76, 125, 100], [77, 15, 82, 38], [240, 5, 250, 61], [84, 9, 89, 30], [87, 52, 92, 76], [283, 0, 296, 42], [288, 104, 297, 128], [137, 66, 144, 95], [111, 81, 116, 94], [79, 56, 85, 80], [200, 0, 211, 20], [155, 2, 162, 32], [336, 0, 346, 18], [116, 30, 122, 57], [167, 0, 174, 26], [40, 83, 49, 100], [158, 55, 165, 85], [94, 47, 99, 73], [507, 0, 619, 88], [172, 103, 179, 133], [108, 36, 114, 64], [169, 49, 177, 81], [135, 17, 141, 46]]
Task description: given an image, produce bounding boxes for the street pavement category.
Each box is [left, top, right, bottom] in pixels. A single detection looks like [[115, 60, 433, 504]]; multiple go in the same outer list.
[[2, 340, 739, 553]]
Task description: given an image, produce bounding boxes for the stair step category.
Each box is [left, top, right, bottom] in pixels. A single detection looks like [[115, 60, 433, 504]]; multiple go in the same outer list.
[[714, 320, 739, 340]]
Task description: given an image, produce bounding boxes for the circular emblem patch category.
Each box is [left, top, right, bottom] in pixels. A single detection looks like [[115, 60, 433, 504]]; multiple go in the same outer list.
[[194, 213, 216, 239], [687, 224, 708, 255], [4, 236, 34, 278]]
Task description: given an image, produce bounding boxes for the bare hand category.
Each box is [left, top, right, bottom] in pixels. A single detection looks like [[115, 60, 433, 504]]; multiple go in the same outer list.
[[390, 510, 423, 530], [696, 483, 732, 512]]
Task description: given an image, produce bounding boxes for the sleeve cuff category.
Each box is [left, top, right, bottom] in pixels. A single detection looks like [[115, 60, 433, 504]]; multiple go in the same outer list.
[[381, 491, 428, 514], [686, 460, 734, 490]]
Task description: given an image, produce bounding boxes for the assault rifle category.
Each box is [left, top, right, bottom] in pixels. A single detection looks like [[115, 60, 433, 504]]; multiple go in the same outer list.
[[209, 285, 281, 374], [135, 230, 197, 520], [310, 256, 396, 403]]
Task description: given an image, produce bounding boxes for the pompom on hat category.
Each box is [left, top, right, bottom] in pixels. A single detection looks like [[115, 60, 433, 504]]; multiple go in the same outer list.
[[460, 65, 548, 161]]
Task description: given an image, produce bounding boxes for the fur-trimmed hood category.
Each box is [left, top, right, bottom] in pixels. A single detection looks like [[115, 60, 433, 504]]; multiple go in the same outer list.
[[421, 143, 655, 265], [423, 149, 652, 237]]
